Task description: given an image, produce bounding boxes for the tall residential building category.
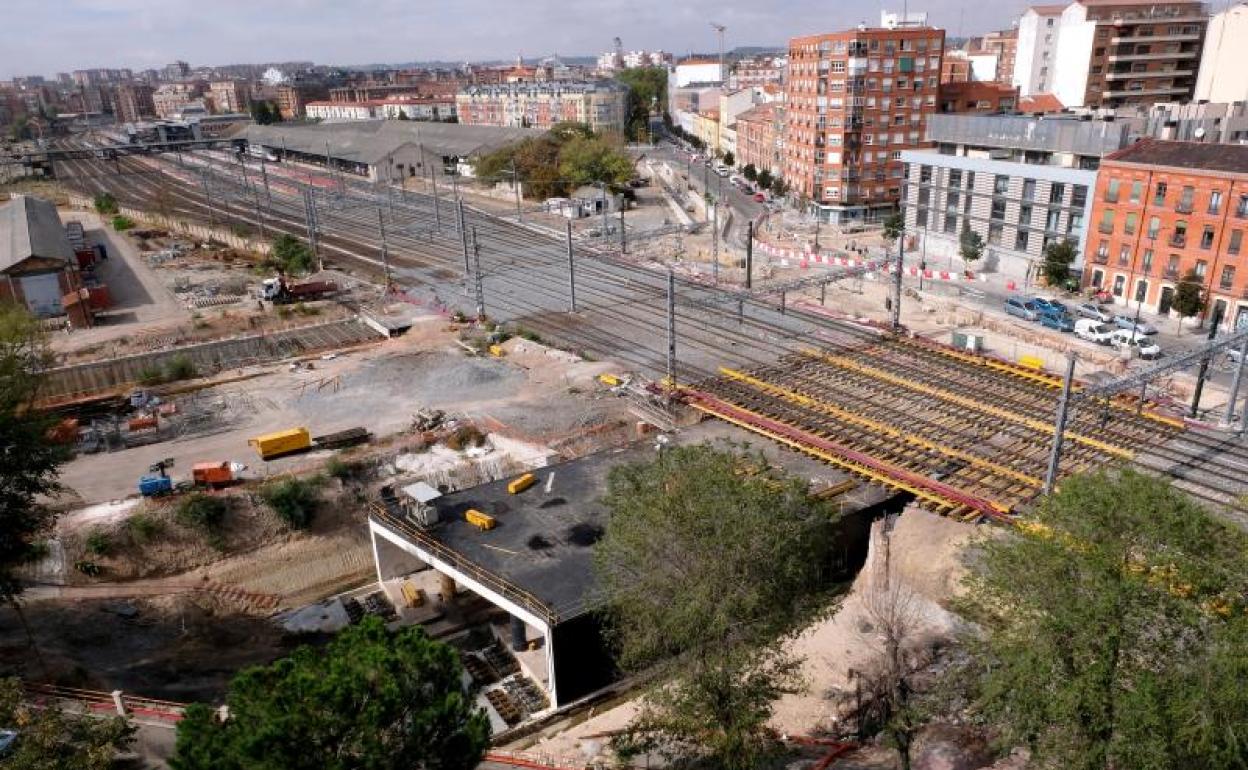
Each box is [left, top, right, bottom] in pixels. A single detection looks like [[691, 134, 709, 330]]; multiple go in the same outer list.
[[735, 103, 785, 175], [784, 25, 944, 224], [208, 80, 250, 114], [113, 83, 155, 123], [1082, 140, 1248, 331], [163, 61, 190, 81], [456, 81, 627, 133], [979, 28, 1019, 82], [1195, 3, 1248, 103], [730, 56, 787, 89], [900, 114, 1128, 279], [1013, 0, 1207, 109]]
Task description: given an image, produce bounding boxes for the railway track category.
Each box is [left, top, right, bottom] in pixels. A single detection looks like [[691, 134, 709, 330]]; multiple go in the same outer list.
[[53, 140, 1248, 523]]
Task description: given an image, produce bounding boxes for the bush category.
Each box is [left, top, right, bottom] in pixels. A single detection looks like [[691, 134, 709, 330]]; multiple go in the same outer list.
[[267, 234, 315, 275], [93, 192, 118, 215], [261, 478, 321, 529], [126, 513, 163, 545], [85, 530, 112, 556], [111, 215, 136, 231], [137, 365, 166, 386], [326, 456, 365, 482], [164, 354, 196, 381], [176, 494, 229, 546]]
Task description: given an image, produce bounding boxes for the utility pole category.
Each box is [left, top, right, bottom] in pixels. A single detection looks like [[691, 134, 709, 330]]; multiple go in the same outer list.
[[890, 226, 904, 330], [1044, 353, 1078, 495], [566, 221, 577, 312], [745, 220, 754, 289], [200, 169, 216, 229], [600, 181, 609, 241], [458, 198, 471, 285], [1190, 304, 1223, 418], [711, 22, 727, 87], [1222, 336, 1248, 429], [377, 207, 392, 290], [260, 155, 271, 207], [429, 152, 441, 233], [303, 189, 321, 272], [711, 203, 719, 284], [511, 159, 522, 222], [666, 268, 677, 387], [471, 226, 485, 320], [619, 205, 626, 253]]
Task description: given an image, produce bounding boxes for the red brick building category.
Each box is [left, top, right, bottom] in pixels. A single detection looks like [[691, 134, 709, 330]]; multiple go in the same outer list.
[[1083, 139, 1248, 331], [735, 104, 783, 175], [938, 81, 1019, 114], [784, 25, 944, 224]]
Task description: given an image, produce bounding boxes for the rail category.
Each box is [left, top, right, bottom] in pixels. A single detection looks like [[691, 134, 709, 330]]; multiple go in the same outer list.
[[368, 504, 566, 625], [1074, 326, 1248, 403], [22, 682, 187, 724]]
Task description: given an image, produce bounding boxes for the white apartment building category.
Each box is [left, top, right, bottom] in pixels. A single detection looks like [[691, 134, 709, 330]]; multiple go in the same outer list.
[[674, 59, 724, 87], [306, 102, 379, 121], [1195, 3, 1248, 102], [1013, 4, 1065, 96]]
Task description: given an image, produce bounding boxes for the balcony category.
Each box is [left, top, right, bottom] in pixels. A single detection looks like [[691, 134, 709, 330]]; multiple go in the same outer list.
[[1164, 268, 1180, 279], [1110, 33, 1201, 44], [1101, 85, 1191, 98], [1093, 252, 1109, 264], [1104, 193, 1120, 203], [1098, 222, 1115, 234], [1220, 281, 1235, 291], [1170, 234, 1187, 247], [1106, 51, 1198, 62], [1103, 69, 1193, 80], [1175, 202, 1194, 214]]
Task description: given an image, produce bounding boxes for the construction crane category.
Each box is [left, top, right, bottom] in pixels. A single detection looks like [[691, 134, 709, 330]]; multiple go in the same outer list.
[[710, 22, 727, 83]]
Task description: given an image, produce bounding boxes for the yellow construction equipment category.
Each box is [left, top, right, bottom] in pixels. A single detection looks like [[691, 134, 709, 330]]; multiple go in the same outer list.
[[488, 344, 505, 357], [248, 427, 311, 460], [598, 373, 622, 386], [465, 509, 496, 530], [507, 473, 536, 494]]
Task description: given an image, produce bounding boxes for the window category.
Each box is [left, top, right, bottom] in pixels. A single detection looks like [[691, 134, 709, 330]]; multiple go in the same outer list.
[[1015, 230, 1030, 251], [988, 223, 1003, 245], [1209, 190, 1223, 215], [1230, 229, 1243, 255], [1096, 241, 1110, 262], [949, 169, 962, 188], [1166, 255, 1180, 277], [1124, 212, 1137, 235], [1201, 225, 1215, 250], [1051, 183, 1066, 204], [995, 175, 1009, 194], [1068, 211, 1084, 234], [1070, 185, 1086, 207], [1238, 194, 1248, 218], [945, 192, 960, 212], [1022, 179, 1036, 201], [1113, 274, 1126, 297], [991, 198, 1007, 220], [1135, 280, 1148, 303], [1195, 260, 1207, 278], [916, 208, 928, 227], [1118, 244, 1132, 266], [1129, 181, 1143, 204], [1098, 209, 1115, 234], [1172, 221, 1187, 247], [1141, 249, 1154, 272], [1178, 186, 1195, 213], [1147, 216, 1161, 239], [1154, 182, 1168, 206], [918, 187, 931, 205], [1221, 265, 1236, 289], [944, 214, 958, 233], [1020, 204, 1034, 226], [1046, 208, 1061, 231], [1105, 179, 1121, 202]]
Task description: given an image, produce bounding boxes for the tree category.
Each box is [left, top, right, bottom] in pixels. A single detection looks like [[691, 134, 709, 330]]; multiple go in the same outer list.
[[595, 444, 841, 770], [771, 176, 788, 197], [756, 169, 773, 191], [0, 677, 134, 769], [722, 150, 735, 167], [394, 110, 410, 121], [91, 192, 117, 216], [171, 617, 489, 770], [742, 163, 757, 182], [0, 304, 64, 602], [267, 233, 314, 275], [1173, 269, 1205, 332], [250, 101, 279, 126], [1041, 239, 1078, 287], [882, 212, 904, 245], [615, 67, 668, 142], [953, 468, 1248, 770], [558, 134, 635, 189], [959, 225, 984, 264]]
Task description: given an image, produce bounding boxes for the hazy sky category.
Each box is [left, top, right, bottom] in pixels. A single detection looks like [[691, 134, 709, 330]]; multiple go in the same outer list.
[[3, 0, 1025, 79]]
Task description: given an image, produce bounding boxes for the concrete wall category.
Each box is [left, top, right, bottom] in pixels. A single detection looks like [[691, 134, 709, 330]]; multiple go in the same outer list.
[[1196, 5, 1248, 103], [66, 194, 272, 255]]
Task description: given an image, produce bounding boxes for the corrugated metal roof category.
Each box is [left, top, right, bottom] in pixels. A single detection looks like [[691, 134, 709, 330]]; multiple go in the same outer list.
[[243, 121, 547, 165], [0, 195, 75, 274]]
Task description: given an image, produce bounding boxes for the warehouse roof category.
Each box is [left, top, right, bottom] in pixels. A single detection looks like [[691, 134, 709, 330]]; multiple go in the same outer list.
[[1106, 138, 1248, 174], [243, 121, 545, 165], [0, 195, 74, 274]]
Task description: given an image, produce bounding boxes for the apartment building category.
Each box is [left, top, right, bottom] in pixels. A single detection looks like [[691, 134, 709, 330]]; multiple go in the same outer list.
[[939, 81, 1020, 113], [901, 114, 1130, 278], [1013, 0, 1207, 108], [113, 83, 155, 123], [1195, 3, 1248, 102], [275, 83, 329, 120], [730, 56, 787, 89], [736, 104, 784, 174], [784, 25, 944, 224], [456, 81, 626, 133], [979, 28, 1019, 82], [153, 82, 204, 118], [1083, 140, 1248, 330], [208, 80, 249, 114]]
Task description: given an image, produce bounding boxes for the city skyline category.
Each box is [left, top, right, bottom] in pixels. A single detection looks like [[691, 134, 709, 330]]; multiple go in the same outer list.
[[1, 0, 1024, 80]]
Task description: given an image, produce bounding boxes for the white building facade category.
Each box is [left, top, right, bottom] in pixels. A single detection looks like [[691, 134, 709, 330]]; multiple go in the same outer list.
[[1195, 3, 1248, 102]]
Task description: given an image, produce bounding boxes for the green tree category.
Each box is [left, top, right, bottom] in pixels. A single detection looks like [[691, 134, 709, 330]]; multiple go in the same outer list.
[[0, 304, 64, 602], [250, 101, 280, 126], [882, 212, 904, 245], [1173, 269, 1205, 332], [1041, 239, 1078, 287], [267, 233, 314, 275], [91, 192, 117, 216], [0, 677, 134, 769], [595, 445, 841, 770], [954, 468, 1248, 770], [770, 176, 788, 197], [615, 67, 668, 141], [959, 225, 984, 264], [558, 134, 635, 189], [742, 163, 757, 182], [260, 477, 321, 529], [394, 111, 410, 121], [170, 616, 489, 770], [756, 169, 773, 191], [722, 150, 735, 167]]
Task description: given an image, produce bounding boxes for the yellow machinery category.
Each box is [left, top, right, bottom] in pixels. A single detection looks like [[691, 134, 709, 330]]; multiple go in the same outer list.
[[507, 473, 536, 494], [248, 427, 311, 460], [465, 509, 496, 530]]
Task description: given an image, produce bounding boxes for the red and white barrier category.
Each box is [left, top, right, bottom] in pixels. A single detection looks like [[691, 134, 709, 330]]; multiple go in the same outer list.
[[756, 240, 981, 283]]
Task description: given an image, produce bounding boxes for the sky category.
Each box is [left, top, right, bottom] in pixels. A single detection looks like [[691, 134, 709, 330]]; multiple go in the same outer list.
[[1, 0, 1026, 79]]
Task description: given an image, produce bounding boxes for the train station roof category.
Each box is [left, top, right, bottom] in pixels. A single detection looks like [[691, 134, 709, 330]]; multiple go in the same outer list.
[[0, 195, 74, 274], [243, 121, 545, 166]]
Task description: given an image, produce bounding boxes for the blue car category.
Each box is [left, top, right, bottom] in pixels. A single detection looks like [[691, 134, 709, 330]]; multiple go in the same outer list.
[[1033, 297, 1068, 316], [1038, 309, 1075, 332]]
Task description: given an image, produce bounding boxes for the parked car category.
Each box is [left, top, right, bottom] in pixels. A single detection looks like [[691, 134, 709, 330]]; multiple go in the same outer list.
[[1110, 329, 1162, 359], [753, 192, 767, 202], [1039, 310, 1076, 332], [1074, 302, 1114, 323], [1075, 319, 1116, 344], [1032, 297, 1068, 316], [1004, 296, 1039, 321], [1114, 316, 1159, 335]]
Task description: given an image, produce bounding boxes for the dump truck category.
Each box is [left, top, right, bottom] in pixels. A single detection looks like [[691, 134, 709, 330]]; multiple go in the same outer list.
[[191, 461, 234, 488], [248, 427, 312, 460], [258, 277, 338, 304]]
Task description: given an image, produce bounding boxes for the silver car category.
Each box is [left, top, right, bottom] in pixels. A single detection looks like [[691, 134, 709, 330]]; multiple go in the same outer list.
[[1004, 296, 1039, 321], [1075, 302, 1114, 323]]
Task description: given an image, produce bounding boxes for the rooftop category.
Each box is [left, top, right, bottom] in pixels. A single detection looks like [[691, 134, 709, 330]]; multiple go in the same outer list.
[[243, 120, 544, 164], [459, 80, 626, 96], [1018, 93, 1066, 113], [0, 195, 74, 274], [925, 113, 1131, 156], [1105, 138, 1248, 173]]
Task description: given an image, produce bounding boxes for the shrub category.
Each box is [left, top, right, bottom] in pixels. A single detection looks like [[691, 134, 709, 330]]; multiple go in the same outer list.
[[326, 456, 365, 482], [126, 513, 163, 545], [111, 215, 136, 231], [85, 529, 112, 556], [267, 234, 314, 275], [137, 365, 166, 386], [176, 494, 229, 541], [93, 192, 118, 215], [164, 354, 196, 381], [261, 478, 321, 529]]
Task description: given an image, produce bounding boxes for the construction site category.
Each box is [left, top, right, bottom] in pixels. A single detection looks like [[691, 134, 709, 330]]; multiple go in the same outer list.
[[3, 129, 1248, 767]]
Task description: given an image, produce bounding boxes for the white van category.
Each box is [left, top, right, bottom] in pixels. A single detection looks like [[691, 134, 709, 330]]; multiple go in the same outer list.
[[1075, 319, 1115, 344], [1110, 329, 1161, 359]]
